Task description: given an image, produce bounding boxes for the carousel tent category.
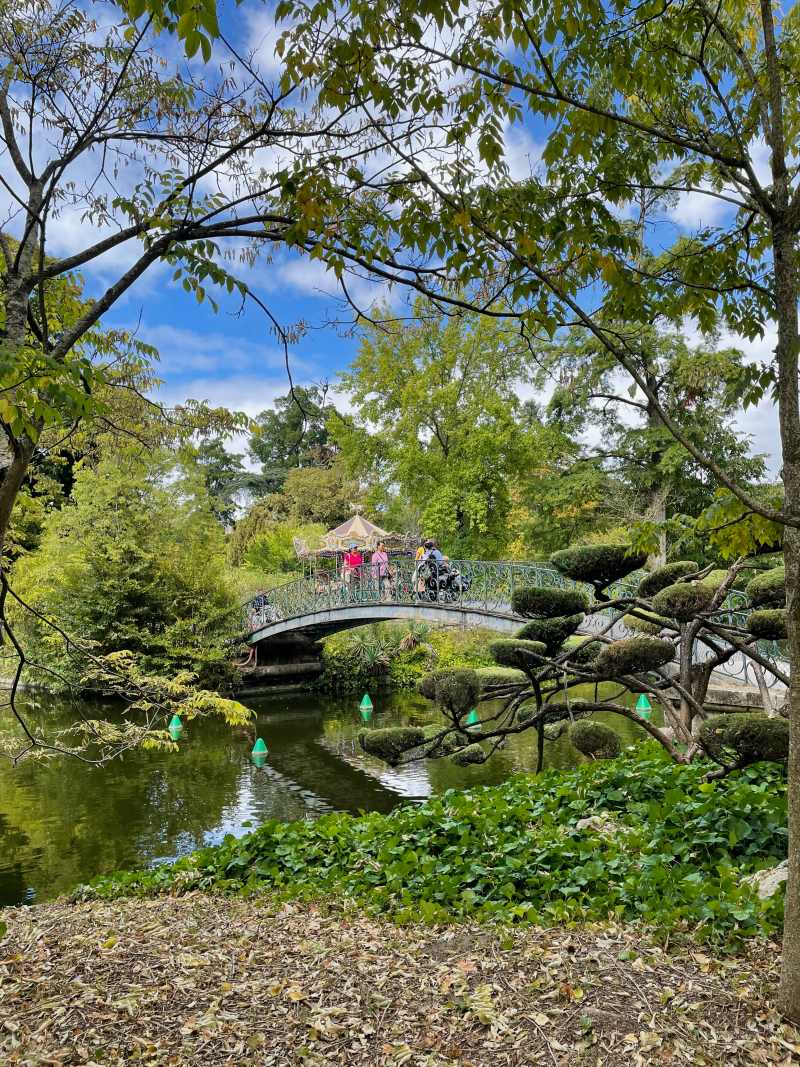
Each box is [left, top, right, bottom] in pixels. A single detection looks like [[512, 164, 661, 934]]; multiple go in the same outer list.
[[321, 514, 390, 551], [293, 514, 415, 559]]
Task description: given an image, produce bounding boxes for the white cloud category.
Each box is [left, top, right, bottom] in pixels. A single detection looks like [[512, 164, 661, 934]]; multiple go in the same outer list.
[[241, 6, 285, 78], [121, 322, 309, 377], [667, 185, 732, 229], [156, 373, 289, 419], [504, 125, 543, 183]]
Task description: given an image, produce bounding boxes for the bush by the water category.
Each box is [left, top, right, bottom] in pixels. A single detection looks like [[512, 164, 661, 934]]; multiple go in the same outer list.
[[417, 668, 480, 717], [651, 581, 715, 622], [86, 752, 787, 944], [515, 614, 583, 654], [489, 638, 547, 672], [700, 714, 789, 768], [747, 609, 787, 640], [511, 586, 589, 618], [569, 719, 622, 759], [358, 727, 426, 765], [593, 636, 675, 676]]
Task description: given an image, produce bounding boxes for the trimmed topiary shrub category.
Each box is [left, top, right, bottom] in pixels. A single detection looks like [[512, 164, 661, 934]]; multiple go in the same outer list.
[[637, 561, 698, 598], [418, 668, 480, 717], [569, 719, 622, 759], [700, 714, 789, 767], [623, 611, 672, 636], [746, 567, 786, 608], [422, 725, 469, 756], [358, 727, 426, 766], [651, 582, 715, 622], [511, 585, 589, 618], [747, 609, 788, 641], [698, 569, 728, 592], [516, 614, 583, 654], [475, 665, 528, 689], [550, 544, 647, 588], [563, 638, 604, 666], [593, 636, 675, 677], [450, 742, 487, 766], [489, 638, 547, 672]]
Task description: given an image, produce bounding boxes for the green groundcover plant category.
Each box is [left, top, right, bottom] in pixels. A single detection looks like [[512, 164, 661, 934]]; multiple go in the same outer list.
[[84, 750, 787, 945]]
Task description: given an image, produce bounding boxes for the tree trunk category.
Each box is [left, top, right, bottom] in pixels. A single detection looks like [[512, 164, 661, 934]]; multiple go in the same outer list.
[[774, 225, 800, 1022], [780, 528, 800, 1021]]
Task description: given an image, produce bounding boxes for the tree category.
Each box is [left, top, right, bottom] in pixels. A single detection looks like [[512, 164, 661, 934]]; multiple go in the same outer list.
[[0, 0, 449, 755], [359, 544, 787, 777], [335, 299, 546, 557], [279, 0, 800, 1015], [247, 386, 335, 495], [542, 327, 767, 562], [229, 462, 357, 566], [184, 437, 246, 526], [12, 449, 238, 689]]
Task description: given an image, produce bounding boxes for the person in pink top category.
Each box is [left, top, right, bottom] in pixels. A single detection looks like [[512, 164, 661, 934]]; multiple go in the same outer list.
[[343, 542, 363, 590], [370, 540, 391, 598]]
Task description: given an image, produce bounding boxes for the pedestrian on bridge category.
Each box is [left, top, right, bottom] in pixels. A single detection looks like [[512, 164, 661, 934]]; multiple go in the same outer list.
[[370, 540, 391, 599], [343, 542, 363, 594]]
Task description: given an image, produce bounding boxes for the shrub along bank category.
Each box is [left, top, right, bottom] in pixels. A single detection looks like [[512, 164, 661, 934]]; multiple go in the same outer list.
[[84, 750, 787, 945], [316, 623, 499, 693]]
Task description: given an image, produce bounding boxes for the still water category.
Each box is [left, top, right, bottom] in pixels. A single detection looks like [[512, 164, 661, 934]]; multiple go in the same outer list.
[[0, 689, 649, 907]]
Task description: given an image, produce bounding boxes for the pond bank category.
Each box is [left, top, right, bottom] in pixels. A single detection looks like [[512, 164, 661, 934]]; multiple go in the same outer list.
[[81, 753, 786, 944], [1, 894, 797, 1066]]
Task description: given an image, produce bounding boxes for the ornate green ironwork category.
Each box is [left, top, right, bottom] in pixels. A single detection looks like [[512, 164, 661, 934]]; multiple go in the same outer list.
[[242, 558, 786, 690]]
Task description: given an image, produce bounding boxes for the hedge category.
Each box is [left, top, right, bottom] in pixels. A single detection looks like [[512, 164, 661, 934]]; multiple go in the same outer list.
[[637, 561, 698, 598], [700, 714, 789, 767], [511, 585, 589, 619], [747, 609, 787, 641], [569, 719, 622, 759], [745, 567, 786, 608], [593, 636, 675, 676], [651, 582, 715, 622], [489, 638, 548, 672], [550, 544, 647, 587], [418, 668, 480, 717], [358, 727, 426, 765], [515, 614, 583, 654]]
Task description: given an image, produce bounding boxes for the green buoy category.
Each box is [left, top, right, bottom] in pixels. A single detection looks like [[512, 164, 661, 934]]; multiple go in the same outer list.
[[360, 694, 373, 712], [465, 709, 480, 730], [168, 714, 183, 741], [252, 737, 268, 755], [636, 694, 652, 721]]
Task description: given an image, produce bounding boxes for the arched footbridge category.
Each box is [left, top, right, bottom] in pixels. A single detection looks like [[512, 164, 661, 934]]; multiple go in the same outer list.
[[244, 560, 577, 645], [241, 560, 784, 691]]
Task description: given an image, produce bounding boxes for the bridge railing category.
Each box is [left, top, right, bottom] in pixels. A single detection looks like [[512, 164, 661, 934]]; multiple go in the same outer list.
[[243, 559, 787, 689], [243, 558, 626, 633]]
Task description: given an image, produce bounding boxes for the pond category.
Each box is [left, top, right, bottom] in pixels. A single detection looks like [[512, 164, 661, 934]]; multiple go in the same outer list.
[[0, 688, 653, 907]]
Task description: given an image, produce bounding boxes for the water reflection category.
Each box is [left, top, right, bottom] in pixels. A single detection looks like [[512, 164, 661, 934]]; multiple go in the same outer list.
[[0, 688, 653, 906]]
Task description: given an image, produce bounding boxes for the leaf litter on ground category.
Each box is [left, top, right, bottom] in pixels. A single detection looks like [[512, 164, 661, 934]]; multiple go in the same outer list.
[[0, 894, 798, 1066]]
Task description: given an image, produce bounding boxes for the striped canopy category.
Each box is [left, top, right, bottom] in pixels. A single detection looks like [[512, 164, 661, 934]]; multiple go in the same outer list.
[[320, 514, 390, 551]]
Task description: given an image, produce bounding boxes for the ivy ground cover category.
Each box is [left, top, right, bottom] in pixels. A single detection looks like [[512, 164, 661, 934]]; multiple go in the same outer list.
[[85, 750, 787, 944]]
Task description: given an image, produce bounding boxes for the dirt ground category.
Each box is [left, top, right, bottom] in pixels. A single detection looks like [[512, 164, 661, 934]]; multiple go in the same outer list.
[[1, 894, 799, 1066]]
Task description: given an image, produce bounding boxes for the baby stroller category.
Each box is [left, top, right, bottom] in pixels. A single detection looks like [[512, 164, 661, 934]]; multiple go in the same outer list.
[[419, 560, 471, 602]]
